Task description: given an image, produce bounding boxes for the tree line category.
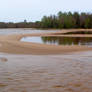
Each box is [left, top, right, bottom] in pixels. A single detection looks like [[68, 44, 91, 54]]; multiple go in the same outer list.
[[0, 11, 92, 29]]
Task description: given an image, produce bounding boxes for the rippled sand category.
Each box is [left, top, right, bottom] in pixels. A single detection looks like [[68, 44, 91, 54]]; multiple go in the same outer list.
[[0, 51, 92, 92]]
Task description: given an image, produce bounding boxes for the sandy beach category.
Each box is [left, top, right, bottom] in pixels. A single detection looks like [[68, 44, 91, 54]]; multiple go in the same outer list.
[[0, 29, 92, 92], [0, 29, 92, 55]]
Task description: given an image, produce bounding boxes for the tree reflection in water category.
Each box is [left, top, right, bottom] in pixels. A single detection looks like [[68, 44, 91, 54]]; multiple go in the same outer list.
[[41, 37, 92, 46]]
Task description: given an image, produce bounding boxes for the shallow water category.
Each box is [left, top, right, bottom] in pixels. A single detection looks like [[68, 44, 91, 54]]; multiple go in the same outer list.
[[0, 52, 92, 92], [0, 28, 60, 35], [21, 36, 92, 46]]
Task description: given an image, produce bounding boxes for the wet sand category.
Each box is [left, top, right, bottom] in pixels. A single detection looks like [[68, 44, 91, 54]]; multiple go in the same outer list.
[[0, 29, 92, 92], [0, 51, 92, 92]]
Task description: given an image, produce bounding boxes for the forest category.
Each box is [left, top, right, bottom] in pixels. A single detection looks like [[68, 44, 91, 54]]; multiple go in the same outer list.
[[0, 11, 92, 29]]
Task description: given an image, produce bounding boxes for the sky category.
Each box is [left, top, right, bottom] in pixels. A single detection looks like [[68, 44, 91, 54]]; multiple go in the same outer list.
[[0, 0, 92, 22]]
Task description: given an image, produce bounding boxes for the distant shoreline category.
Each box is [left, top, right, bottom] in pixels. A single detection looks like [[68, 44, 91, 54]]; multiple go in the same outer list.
[[1, 12, 92, 29]]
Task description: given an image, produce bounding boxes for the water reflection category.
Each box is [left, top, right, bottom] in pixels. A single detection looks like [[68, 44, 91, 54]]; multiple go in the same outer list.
[[41, 37, 92, 46], [21, 36, 92, 46], [63, 31, 92, 34]]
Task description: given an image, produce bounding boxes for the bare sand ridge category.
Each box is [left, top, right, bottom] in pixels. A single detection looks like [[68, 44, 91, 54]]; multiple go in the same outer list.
[[0, 29, 92, 55]]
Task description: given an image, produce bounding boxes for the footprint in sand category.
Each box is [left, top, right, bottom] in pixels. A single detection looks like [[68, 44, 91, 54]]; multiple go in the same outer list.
[[0, 57, 8, 62]]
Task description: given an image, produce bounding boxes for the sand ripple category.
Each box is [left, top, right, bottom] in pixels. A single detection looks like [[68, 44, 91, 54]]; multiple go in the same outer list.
[[0, 52, 92, 92]]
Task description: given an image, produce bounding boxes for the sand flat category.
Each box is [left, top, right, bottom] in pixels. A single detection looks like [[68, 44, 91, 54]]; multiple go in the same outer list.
[[0, 51, 92, 92], [0, 29, 92, 92]]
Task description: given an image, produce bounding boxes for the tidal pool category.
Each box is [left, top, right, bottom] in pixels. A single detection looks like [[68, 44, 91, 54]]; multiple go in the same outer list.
[[21, 36, 92, 46]]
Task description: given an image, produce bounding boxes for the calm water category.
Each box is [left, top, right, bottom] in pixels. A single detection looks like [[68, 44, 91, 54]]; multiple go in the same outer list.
[[0, 28, 60, 35], [21, 36, 92, 46]]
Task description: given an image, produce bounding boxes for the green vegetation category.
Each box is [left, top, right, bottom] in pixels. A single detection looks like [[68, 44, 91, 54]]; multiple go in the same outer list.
[[1, 11, 92, 29]]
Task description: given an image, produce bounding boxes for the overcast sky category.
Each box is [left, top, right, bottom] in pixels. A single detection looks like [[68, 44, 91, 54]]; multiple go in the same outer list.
[[0, 0, 91, 22]]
